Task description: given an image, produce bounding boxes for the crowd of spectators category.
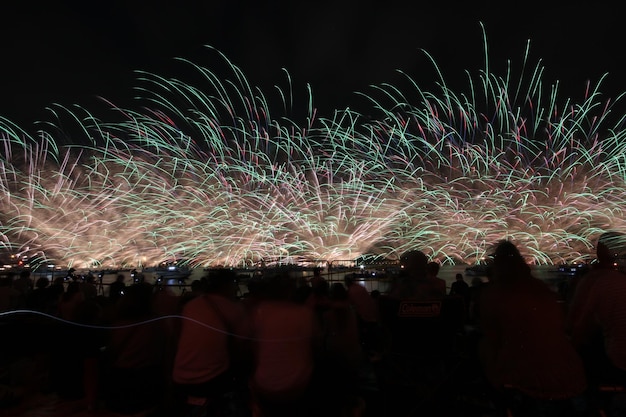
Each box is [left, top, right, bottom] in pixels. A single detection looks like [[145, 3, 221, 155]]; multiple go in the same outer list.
[[1, 235, 625, 416]]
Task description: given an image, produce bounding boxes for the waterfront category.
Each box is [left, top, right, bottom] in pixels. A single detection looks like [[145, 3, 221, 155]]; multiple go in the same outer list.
[[78, 264, 568, 298]]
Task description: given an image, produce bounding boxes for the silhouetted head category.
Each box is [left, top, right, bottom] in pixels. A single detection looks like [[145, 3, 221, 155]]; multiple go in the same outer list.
[[206, 268, 238, 296], [344, 273, 357, 286], [596, 231, 626, 267], [400, 250, 428, 279], [67, 281, 81, 292], [427, 261, 440, 277], [263, 271, 296, 300], [329, 282, 348, 300], [35, 277, 50, 289], [493, 239, 521, 257], [491, 240, 530, 281]]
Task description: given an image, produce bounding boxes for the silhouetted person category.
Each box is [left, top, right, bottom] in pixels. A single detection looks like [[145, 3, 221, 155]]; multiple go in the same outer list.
[[248, 272, 321, 417], [51, 281, 104, 403], [309, 266, 325, 289], [49, 276, 65, 298], [57, 281, 85, 321], [0, 275, 19, 312], [450, 273, 469, 297], [103, 282, 166, 414], [80, 273, 98, 299], [66, 267, 78, 282], [25, 277, 55, 314], [344, 273, 382, 358], [13, 269, 33, 306], [314, 282, 365, 416], [449, 272, 470, 316], [567, 231, 626, 388], [172, 268, 252, 417], [388, 250, 443, 299], [478, 240, 587, 416], [305, 275, 330, 320], [108, 274, 126, 304], [426, 261, 447, 297]]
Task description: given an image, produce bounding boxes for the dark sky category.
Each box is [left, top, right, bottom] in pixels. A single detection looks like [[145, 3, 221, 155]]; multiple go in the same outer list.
[[1, 1, 625, 129]]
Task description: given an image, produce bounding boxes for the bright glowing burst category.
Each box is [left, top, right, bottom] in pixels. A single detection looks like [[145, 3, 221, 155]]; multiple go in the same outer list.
[[2, 30, 626, 269]]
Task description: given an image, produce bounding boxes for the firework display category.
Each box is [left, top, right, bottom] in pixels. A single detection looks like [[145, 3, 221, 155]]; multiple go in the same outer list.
[[2, 36, 626, 270]]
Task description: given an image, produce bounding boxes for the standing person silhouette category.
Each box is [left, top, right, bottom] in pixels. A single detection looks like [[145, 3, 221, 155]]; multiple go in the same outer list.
[[13, 269, 33, 306], [567, 231, 626, 387], [172, 268, 252, 417], [449, 273, 469, 297], [449, 272, 471, 321], [426, 261, 447, 298], [103, 282, 166, 414], [387, 250, 426, 299], [248, 272, 321, 417], [388, 250, 442, 300], [108, 274, 126, 304], [478, 240, 587, 416]]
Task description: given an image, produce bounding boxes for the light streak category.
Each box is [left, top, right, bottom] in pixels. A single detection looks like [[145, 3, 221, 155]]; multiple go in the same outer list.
[[2, 26, 626, 268]]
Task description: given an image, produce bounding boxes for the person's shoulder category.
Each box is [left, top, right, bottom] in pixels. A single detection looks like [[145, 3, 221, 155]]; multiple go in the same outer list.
[[577, 267, 623, 283], [206, 293, 242, 307], [182, 293, 209, 312], [348, 282, 368, 293], [604, 268, 626, 278], [476, 281, 498, 295], [590, 268, 626, 289]]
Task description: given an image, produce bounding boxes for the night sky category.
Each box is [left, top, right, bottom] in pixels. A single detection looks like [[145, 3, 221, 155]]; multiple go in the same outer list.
[[2, 1, 625, 129]]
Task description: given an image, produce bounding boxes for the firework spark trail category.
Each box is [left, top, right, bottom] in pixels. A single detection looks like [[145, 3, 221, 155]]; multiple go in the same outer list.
[[2, 28, 626, 269]]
